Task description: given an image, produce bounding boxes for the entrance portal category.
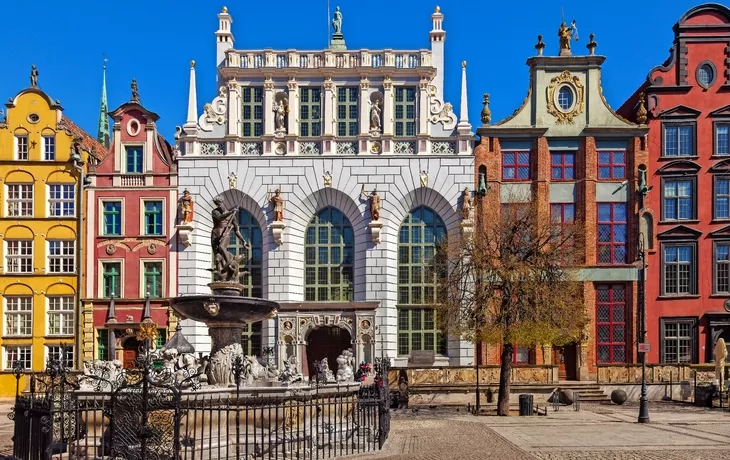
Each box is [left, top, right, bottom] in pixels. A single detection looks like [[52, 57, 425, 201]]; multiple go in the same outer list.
[[122, 337, 141, 369], [306, 326, 352, 378], [553, 343, 577, 380]]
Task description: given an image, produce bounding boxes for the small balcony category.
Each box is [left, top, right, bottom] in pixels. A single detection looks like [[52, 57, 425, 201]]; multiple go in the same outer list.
[[120, 175, 145, 187]]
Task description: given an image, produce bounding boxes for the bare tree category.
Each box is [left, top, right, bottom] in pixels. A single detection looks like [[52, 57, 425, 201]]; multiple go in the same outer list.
[[435, 201, 588, 416]]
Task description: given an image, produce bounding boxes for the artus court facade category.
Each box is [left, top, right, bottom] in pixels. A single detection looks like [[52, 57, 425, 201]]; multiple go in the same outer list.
[[175, 6, 475, 376]]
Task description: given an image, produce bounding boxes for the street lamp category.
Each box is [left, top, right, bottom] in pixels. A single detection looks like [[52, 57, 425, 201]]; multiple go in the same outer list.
[[637, 164, 651, 424]]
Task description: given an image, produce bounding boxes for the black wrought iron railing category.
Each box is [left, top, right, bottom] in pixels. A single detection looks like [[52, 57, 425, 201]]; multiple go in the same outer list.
[[9, 350, 391, 460]]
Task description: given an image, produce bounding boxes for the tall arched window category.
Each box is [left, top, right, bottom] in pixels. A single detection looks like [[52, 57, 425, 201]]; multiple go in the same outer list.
[[228, 209, 262, 356], [305, 207, 354, 301], [397, 206, 447, 356]]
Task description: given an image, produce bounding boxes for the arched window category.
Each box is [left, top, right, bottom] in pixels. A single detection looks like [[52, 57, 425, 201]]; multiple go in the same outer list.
[[305, 207, 354, 301], [397, 206, 447, 356], [227, 209, 262, 356]]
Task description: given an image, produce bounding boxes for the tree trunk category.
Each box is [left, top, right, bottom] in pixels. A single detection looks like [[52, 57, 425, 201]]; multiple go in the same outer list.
[[497, 343, 513, 416]]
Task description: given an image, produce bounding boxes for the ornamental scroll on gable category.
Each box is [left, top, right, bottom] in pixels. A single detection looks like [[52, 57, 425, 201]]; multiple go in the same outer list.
[[428, 84, 457, 130], [546, 70, 585, 125], [198, 86, 228, 132]]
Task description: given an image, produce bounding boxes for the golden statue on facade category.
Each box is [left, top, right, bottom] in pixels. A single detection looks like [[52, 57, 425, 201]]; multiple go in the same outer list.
[[558, 19, 578, 56]]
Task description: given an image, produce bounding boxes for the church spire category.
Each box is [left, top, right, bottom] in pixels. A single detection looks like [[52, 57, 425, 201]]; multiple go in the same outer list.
[[97, 60, 110, 149]]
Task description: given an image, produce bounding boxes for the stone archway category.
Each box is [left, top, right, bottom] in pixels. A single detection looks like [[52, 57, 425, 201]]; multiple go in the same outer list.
[[305, 326, 352, 378]]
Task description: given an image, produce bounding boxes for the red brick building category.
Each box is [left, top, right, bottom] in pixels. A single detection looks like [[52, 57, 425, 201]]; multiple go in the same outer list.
[[82, 80, 178, 367], [476, 31, 649, 380], [619, 4, 730, 365]]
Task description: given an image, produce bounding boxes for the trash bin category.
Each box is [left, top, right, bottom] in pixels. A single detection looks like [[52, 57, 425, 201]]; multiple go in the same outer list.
[[519, 394, 533, 416]]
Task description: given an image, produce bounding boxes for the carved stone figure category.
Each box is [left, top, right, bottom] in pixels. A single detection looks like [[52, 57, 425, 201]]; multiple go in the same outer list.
[[228, 172, 237, 189], [180, 189, 194, 224], [361, 186, 381, 221], [461, 187, 473, 221], [323, 171, 332, 188], [131, 78, 140, 103], [716, 338, 728, 389], [420, 170, 428, 188], [336, 349, 355, 383], [332, 6, 343, 35], [30, 65, 39, 87], [210, 197, 248, 282], [280, 355, 303, 384], [207, 342, 241, 386], [273, 97, 288, 131], [558, 20, 578, 53], [268, 188, 284, 221], [316, 358, 335, 383], [240, 355, 280, 386], [370, 99, 382, 131], [80, 359, 123, 391]]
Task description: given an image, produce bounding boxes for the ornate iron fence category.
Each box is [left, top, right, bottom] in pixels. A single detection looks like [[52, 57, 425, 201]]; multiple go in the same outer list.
[[10, 347, 391, 460]]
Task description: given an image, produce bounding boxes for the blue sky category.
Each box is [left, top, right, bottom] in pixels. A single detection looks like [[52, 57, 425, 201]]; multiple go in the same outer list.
[[0, 0, 706, 140]]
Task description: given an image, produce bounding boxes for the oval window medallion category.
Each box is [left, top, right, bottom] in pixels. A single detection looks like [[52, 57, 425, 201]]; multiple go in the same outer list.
[[127, 119, 141, 136], [27, 113, 40, 124]]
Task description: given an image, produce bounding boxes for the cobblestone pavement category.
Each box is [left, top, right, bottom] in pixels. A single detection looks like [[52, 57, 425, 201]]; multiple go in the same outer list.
[[349, 402, 730, 460]]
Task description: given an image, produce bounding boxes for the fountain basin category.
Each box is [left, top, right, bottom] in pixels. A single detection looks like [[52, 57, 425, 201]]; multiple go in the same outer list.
[[171, 295, 279, 325]]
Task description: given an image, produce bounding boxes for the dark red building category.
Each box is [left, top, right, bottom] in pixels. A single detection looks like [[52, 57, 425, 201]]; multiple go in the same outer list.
[[619, 3, 730, 364], [82, 80, 178, 367]]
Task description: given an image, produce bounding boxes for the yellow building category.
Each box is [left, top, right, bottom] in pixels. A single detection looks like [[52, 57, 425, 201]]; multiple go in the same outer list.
[[0, 70, 106, 395]]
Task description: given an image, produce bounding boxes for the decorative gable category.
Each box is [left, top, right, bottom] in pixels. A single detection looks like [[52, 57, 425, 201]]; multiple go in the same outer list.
[[657, 225, 702, 239]]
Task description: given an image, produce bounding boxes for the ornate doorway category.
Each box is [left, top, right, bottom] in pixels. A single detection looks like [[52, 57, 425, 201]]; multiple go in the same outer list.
[[306, 326, 352, 378], [553, 343, 577, 380], [122, 337, 141, 369]]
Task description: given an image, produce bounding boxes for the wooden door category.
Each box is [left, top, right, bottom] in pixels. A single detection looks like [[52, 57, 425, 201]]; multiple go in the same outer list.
[[553, 344, 577, 380], [123, 349, 137, 369], [553, 347, 567, 380]]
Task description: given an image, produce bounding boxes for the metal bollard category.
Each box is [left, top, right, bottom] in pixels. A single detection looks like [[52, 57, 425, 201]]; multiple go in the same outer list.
[[574, 392, 581, 411]]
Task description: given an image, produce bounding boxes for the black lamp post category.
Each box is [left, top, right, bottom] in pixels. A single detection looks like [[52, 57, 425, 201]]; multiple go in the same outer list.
[[637, 164, 651, 424]]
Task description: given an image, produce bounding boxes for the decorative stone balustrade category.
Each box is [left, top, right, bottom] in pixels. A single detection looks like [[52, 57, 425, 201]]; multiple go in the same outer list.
[[597, 364, 719, 384], [230, 49, 431, 70], [120, 175, 144, 187]]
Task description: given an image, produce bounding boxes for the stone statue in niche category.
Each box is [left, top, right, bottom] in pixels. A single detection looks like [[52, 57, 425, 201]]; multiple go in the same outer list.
[[180, 189, 194, 224], [461, 187, 473, 221], [210, 197, 248, 282], [268, 188, 285, 221], [228, 172, 237, 189], [273, 96, 289, 132], [369, 99, 382, 132], [420, 170, 428, 188], [323, 171, 332, 188]]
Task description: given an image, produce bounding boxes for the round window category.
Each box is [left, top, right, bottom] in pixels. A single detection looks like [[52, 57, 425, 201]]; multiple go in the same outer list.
[[557, 86, 575, 112], [27, 113, 40, 124], [697, 63, 715, 88]]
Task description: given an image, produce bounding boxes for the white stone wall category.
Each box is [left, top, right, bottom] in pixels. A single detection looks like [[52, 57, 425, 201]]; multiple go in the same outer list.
[[177, 155, 474, 366]]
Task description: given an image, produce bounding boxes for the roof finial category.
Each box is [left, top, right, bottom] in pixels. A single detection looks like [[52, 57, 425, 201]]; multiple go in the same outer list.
[[434, 5, 440, 13], [586, 33, 597, 55], [130, 78, 140, 103], [456, 60, 472, 135], [30, 65, 39, 88], [535, 35, 545, 56], [481, 93, 491, 126], [97, 57, 110, 149], [636, 93, 648, 124], [184, 60, 199, 130], [221, 5, 228, 13]]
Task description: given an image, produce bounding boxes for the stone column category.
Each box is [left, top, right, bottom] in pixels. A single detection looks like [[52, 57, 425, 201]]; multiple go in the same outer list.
[[287, 79, 299, 137], [382, 77, 393, 136], [359, 78, 370, 135], [418, 79, 430, 136], [323, 77, 335, 136], [263, 77, 275, 136]]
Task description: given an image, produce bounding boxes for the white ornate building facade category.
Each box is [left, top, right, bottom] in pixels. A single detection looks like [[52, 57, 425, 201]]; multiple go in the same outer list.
[[176, 6, 474, 376]]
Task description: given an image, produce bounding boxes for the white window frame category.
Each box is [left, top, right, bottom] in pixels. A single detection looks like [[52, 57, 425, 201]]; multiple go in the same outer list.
[[6, 240, 33, 274], [48, 184, 75, 217], [140, 198, 166, 236], [4, 345, 32, 370], [47, 296, 74, 336], [48, 240, 75, 274], [98, 258, 124, 298], [140, 259, 166, 298], [7, 184, 33, 217], [15, 134, 29, 161], [123, 144, 145, 174], [5, 296, 32, 336], [46, 345, 74, 368], [43, 135, 56, 161], [99, 198, 125, 237]]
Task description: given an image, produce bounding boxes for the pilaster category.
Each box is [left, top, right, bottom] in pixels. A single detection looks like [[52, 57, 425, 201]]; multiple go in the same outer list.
[[534, 137, 551, 227], [418, 79, 429, 136], [263, 77, 275, 136], [323, 77, 335, 136], [382, 77, 393, 136], [582, 136, 598, 266], [287, 79, 299, 138], [359, 78, 370, 135], [226, 79, 241, 138]]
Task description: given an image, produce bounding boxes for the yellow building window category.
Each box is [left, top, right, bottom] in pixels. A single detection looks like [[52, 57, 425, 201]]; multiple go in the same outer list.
[[4, 346, 31, 370], [6, 240, 33, 273], [48, 296, 74, 336], [7, 184, 33, 217], [5, 296, 32, 336]]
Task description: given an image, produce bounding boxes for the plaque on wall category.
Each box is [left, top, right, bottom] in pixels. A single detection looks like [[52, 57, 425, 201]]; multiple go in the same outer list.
[[408, 350, 436, 367]]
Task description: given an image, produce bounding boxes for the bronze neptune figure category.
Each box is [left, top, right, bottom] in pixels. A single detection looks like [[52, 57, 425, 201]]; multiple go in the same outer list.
[[210, 197, 248, 282]]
